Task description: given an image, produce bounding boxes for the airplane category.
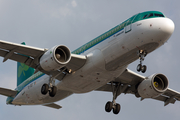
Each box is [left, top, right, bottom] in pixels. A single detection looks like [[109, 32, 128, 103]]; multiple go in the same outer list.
[[0, 11, 179, 115]]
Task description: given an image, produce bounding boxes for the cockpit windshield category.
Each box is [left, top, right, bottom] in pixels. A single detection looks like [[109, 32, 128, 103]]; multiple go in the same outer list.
[[143, 12, 165, 19], [154, 13, 164, 17], [147, 13, 154, 18], [123, 11, 165, 28]]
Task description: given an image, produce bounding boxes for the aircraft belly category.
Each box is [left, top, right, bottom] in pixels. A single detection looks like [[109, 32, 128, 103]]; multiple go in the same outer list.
[[12, 76, 47, 105], [57, 49, 127, 93], [58, 67, 126, 93], [58, 18, 170, 93], [38, 90, 73, 104], [12, 75, 73, 105]]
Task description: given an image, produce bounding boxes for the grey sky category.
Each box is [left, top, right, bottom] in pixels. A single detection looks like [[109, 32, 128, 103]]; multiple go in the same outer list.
[[0, 0, 180, 120]]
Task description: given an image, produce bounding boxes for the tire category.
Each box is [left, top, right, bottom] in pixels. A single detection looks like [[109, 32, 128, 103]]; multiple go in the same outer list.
[[113, 103, 121, 114], [137, 64, 142, 72], [141, 65, 147, 73], [105, 101, 113, 112], [49, 86, 57, 97], [41, 84, 49, 95]]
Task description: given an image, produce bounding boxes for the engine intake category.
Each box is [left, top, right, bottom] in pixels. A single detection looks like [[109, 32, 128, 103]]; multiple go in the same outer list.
[[40, 45, 71, 71], [137, 74, 169, 98]]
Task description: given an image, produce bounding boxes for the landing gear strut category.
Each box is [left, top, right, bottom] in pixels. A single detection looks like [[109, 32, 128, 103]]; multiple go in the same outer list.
[[41, 67, 70, 97], [137, 50, 147, 73], [105, 82, 121, 114]]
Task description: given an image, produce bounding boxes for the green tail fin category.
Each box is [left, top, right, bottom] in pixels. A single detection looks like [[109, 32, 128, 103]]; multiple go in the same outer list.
[[17, 42, 35, 86]]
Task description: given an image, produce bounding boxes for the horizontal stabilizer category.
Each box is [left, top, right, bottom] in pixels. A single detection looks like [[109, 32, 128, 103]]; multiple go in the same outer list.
[[43, 103, 62, 109], [0, 87, 17, 97]]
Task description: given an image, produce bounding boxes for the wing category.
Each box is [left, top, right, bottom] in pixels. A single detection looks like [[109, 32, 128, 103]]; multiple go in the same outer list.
[[0, 40, 45, 68], [0, 40, 86, 80], [0, 87, 17, 97], [96, 69, 180, 106]]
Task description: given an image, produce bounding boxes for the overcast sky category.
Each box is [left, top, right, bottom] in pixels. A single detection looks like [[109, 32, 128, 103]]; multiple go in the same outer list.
[[0, 0, 180, 120]]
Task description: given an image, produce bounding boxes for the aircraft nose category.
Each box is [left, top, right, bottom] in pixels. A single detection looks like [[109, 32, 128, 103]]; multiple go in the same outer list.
[[163, 18, 175, 36], [154, 18, 175, 43]]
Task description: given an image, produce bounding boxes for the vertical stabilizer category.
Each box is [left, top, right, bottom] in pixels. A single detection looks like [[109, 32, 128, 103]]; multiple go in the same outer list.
[[17, 42, 35, 86]]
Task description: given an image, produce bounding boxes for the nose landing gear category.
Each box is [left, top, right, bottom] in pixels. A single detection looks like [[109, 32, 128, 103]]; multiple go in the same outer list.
[[137, 50, 147, 73]]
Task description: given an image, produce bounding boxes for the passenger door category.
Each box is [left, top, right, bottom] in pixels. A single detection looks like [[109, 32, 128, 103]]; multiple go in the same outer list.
[[125, 20, 132, 33]]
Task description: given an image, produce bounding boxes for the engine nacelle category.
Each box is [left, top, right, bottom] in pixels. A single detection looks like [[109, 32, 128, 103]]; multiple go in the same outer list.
[[137, 74, 169, 98], [40, 45, 71, 71]]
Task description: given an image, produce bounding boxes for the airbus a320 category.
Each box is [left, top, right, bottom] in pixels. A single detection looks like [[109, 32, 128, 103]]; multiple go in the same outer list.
[[0, 11, 179, 115]]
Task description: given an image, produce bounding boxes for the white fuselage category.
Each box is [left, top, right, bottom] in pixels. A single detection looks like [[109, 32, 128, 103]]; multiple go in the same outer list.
[[12, 17, 174, 105]]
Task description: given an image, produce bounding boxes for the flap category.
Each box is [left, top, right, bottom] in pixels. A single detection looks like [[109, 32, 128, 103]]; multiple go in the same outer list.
[[163, 88, 180, 101]]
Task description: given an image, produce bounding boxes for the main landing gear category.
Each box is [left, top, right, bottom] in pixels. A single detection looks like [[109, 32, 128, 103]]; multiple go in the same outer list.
[[105, 101, 121, 115], [105, 82, 121, 114], [41, 83, 57, 97], [41, 67, 70, 97], [137, 50, 147, 73], [41, 76, 57, 97]]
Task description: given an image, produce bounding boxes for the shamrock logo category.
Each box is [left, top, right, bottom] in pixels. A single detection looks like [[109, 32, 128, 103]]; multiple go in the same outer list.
[[18, 63, 30, 77]]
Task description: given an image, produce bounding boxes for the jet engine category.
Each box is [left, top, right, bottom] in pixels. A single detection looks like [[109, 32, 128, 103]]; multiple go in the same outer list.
[[40, 45, 71, 71], [137, 74, 169, 98]]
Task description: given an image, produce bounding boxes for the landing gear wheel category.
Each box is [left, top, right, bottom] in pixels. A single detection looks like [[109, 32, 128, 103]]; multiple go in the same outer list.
[[141, 65, 147, 73], [113, 103, 121, 114], [137, 50, 148, 73], [41, 84, 49, 95], [143, 51, 147, 57], [105, 101, 113, 112], [49, 86, 57, 97], [137, 64, 142, 72]]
